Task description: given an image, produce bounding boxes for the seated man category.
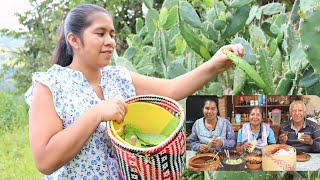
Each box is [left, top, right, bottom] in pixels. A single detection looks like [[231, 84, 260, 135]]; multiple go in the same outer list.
[[278, 100, 320, 153]]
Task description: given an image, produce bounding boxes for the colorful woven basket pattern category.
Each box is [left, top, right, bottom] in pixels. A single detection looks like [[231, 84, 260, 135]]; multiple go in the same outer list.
[[107, 95, 186, 180]]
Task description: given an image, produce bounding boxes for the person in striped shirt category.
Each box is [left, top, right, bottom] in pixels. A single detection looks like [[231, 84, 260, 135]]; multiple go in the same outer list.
[[278, 100, 320, 153]]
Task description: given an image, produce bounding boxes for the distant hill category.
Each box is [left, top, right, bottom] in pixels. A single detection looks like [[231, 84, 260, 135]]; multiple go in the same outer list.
[[0, 36, 24, 93], [0, 36, 24, 50]]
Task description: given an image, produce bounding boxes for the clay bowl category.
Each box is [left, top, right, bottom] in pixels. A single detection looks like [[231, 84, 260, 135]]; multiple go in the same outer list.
[[245, 155, 262, 170], [221, 157, 246, 171], [188, 153, 220, 170], [246, 162, 262, 170]]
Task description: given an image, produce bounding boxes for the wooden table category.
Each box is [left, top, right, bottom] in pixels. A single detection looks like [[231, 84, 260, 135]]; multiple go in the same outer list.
[[186, 150, 320, 171]]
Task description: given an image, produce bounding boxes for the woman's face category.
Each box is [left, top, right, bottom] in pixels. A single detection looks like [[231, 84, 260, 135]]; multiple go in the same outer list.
[[76, 12, 116, 68], [249, 108, 262, 126], [203, 101, 217, 121]]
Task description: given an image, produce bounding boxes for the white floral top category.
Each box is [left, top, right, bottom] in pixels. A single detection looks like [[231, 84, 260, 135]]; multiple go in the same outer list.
[[25, 64, 136, 180]]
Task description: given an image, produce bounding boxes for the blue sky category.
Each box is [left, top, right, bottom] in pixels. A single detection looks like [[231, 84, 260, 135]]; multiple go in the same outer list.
[[0, 0, 31, 31]]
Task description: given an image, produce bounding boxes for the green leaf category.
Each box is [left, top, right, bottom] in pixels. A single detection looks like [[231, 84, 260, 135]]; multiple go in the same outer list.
[[231, 37, 256, 65], [163, 6, 178, 30], [299, 66, 320, 88], [160, 117, 180, 136], [200, 45, 211, 60], [290, 0, 300, 22], [207, 82, 223, 95], [204, 0, 213, 8], [229, 0, 253, 8], [159, 29, 168, 66], [232, 67, 247, 95], [246, 5, 259, 25], [179, 1, 202, 28], [300, 0, 319, 13], [290, 42, 308, 72], [261, 3, 282, 15], [167, 61, 186, 79], [135, 18, 144, 33], [115, 57, 137, 72], [123, 46, 139, 60], [153, 29, 161, 51], [174, 37, 187, 55], [179, 21, 210, 60], [162, 0, 178, 9], [143, 0, 154, 9], [159, 7, 169, 27], [207, 8, 218, 23], [146, 9, 159, 37], [222, 5, 250, 38], [136, 132, 168, 146], [167, 25, 180, 51], [201, 21, 219, 41], [250, 25, 267, 45]]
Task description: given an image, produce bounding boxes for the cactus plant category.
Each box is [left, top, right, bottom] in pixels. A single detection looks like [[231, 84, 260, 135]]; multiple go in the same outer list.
[[299, 6, 320, 75], [117, 0, 320, 97]]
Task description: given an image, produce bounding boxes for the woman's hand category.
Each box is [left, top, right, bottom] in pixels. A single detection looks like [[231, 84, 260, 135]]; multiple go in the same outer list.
[[210, 44, 245, 73], [93, 98, 128, 123], [199, 144, 209, 153], [242, 142, 253, 151], [211, 138, 223, 147]]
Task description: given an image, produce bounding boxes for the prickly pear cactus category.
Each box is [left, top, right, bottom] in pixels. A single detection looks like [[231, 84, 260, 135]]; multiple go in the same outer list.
[[213, 171, 251, 180], [299, 6, 320, 75]]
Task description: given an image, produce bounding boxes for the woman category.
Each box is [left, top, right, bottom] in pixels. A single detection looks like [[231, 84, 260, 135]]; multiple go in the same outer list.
[[24, 4, 244, 179], [236, 107, 276, 153], [189, 99, 236, 153]]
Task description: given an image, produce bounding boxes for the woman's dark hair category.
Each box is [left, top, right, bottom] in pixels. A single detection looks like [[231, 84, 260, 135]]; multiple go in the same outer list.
[[52, 4, 111, 66], [249, 106, 264, 118], [202, 99, 218, 109]]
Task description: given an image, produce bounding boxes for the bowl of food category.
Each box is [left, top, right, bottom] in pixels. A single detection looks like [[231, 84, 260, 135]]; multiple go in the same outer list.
[[219, 150, 239, 160], [246, 156, 262, 170], [221, 157, 246, 170], [188, 153, 220, 171]]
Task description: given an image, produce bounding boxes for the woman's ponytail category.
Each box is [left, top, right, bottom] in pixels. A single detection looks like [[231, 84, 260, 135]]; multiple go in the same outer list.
[[51, 22, 73, 67]]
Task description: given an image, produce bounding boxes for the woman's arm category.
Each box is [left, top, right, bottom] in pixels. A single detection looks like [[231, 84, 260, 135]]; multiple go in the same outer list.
[[235, 129, 244, 153], [267, 128, 276, 144], [29, 82, 126, 174], [223, 120, 236, 149], [188, 121, 201, 151], [131, 44, 244, 101]]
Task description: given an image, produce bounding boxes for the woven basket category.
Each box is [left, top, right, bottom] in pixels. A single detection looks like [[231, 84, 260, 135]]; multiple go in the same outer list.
[[106, 95, 186, 180], [262, 144, 296, 171]]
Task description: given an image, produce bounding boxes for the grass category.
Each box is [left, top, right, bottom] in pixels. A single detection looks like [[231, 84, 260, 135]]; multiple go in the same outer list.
[[0, 125, 43, 179]]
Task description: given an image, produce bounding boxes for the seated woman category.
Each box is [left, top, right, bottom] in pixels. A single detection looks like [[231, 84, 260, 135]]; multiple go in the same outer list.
[[189, 99, 236, 153], [236, 107, 276, 153]]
